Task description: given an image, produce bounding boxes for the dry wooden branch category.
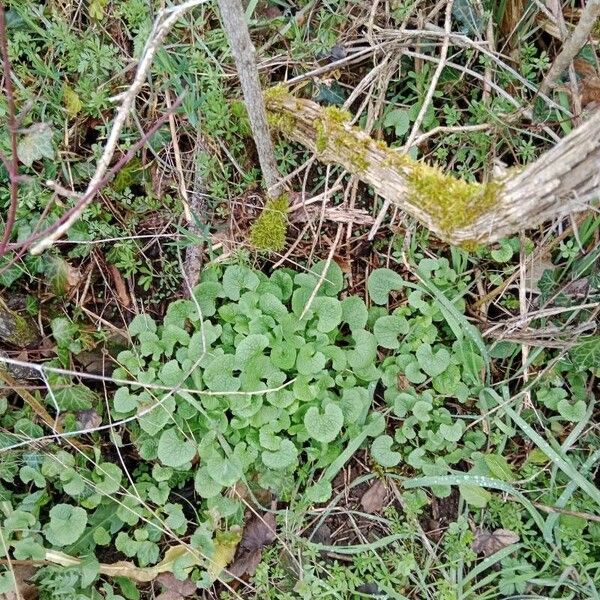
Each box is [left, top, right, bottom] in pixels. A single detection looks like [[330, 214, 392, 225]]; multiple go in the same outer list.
[[538, 0, 600, 97], [265, 89, 600, 245], [217, 0, 281, 196], [29, 0, 209, 255]]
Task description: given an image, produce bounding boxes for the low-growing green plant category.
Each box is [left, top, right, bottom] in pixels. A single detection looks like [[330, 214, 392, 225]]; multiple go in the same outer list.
[[3, 257, 598, 596]]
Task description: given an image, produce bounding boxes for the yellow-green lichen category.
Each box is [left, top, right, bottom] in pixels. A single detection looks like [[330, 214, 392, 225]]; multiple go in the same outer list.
[[263, 84, 290, 104], [250, 194, 289, 252], [315, 106, 370, 172], [405, 159, 502, 233], [264, 85, 298, 134]]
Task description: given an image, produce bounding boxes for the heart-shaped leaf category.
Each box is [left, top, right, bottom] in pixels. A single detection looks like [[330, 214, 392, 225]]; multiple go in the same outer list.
[[305, 480, 332, 503], [262, 439, 298, 470], [370, 435, 401, 467], [304, 404, 344, 443], [416, 344, 451, 377], [373, 315, 409, 349], [557, 399, 587, 422], [341, 296, 368, 331], [405, 361, 427, 384], [412, 400, 432, 422], [310, 296, 342, 332], [367, 268, 405, 305], [157, 429, 196, 468], [438, 421, 464, 442]]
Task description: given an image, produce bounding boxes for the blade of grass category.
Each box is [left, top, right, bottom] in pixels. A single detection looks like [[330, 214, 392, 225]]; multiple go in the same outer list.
[[504, 405, 600, 508], [402, 474, 547, 535]]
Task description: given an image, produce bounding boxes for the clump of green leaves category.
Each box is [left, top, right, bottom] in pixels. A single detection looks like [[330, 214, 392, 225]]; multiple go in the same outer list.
[[249, 194, 289, 251]]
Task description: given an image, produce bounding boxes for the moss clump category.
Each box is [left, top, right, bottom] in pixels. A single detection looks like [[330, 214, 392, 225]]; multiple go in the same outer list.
[[264, 85, 297, 134], [381, 152, 502, 233], [250, 194, 289, 252], [315, 106, 370, 172], [407, 161, 501, 232]]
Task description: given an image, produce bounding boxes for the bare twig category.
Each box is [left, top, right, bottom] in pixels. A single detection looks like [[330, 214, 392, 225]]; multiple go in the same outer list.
[[19, 98, 183, 254], [217, 0, 281, 196], [29, 0, 210, 255], [403, 0, 454, 151], [166, 90, 192, 222], [0, 4, 20, 253], [538, 0, 600, 97], [266, 90, 600, 245]]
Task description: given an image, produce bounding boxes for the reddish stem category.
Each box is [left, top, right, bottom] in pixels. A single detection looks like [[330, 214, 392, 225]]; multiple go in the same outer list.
[[0, 3, 19, 253], [1, 95, 184, 255]]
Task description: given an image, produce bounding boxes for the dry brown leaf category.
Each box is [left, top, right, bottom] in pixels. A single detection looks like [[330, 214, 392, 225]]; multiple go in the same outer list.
[[581, 77, 600, 107], [5, 565, 38, 600], [108, 264, 130, 308], [228, 512, 276, 578], [76, 408, 102, 430], [523, 256, 555, 293], [574, 58, 597, 79], [45, 544, 202, 583], [155, 572, 196, 600], [472, 528, 520, 556], [360, 479, 387, 514]]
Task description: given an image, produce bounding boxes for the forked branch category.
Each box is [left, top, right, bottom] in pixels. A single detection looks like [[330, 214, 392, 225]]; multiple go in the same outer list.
[[265, 89, 600, 245]]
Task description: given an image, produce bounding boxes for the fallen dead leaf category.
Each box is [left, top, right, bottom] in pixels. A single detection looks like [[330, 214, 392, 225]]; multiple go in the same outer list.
[[76, 408, 102, 430], [472, 528, 520, 556], [45, 544, 202, 583], [360, 479, 387, 514], [523, 255, 555, 294], [5, 565, 38, 600], [108, 264, 130, 308], [155, 572, 196, 600], [581, 77, 600, 107], [228, 512, 276, 578]]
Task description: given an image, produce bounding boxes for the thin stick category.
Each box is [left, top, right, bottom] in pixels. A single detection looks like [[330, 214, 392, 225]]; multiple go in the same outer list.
[[299, 225, 343, 322], [30, 0, 210, 255], [166, 90, 192, 222], [217, 0, 281, 196], [403, 0, 454, 152], [0, 4, 20, 253], [538, 0, 600, 97]]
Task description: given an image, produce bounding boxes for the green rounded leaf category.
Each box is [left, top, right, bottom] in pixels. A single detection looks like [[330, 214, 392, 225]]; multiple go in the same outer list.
[[341, 296, 368, 331], [128, 314, 157, 337], [368, 268, 405, 305], [416, 344, 450, 377], [45, 504, 87, 547], [194, 467, 223, 498], [310, 296, 342, 333], [305, 480, 332, 503], [204, 354, 240, 392], [348, 330, 377, 370], [373, 315, 409, 349], [157, 429, 197, 468], [304, 404, 344, 443], [557, 399, 587, 422], [262, 439, 298, 470], [223, 265, 260, 300], [405, 361, 427, 384], [438, 421, 464, 443], [371, 435, 401, 467]]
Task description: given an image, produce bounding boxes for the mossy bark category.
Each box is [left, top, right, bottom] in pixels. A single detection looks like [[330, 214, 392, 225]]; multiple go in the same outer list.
[[265, 88, 600, 245], [0, 297, 38, 346]]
